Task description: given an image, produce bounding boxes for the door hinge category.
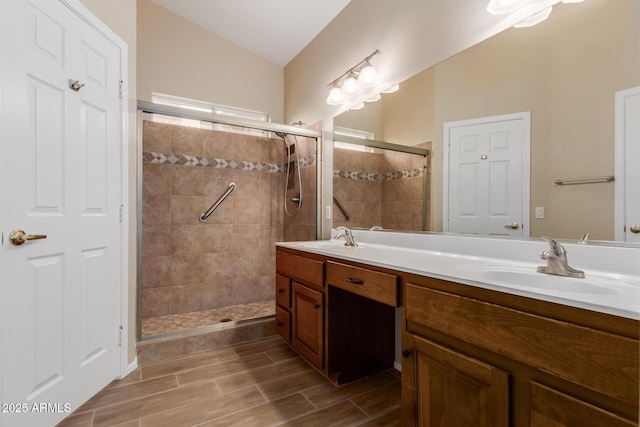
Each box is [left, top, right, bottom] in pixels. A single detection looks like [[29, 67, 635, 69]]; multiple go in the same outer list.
[[119, 204, 124, 222], [118, 325, 123, 346], [119, 80, 123, 99]]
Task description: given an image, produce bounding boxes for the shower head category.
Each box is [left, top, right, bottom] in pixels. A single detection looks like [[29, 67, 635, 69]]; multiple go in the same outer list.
[[275, 131, 288, 139]]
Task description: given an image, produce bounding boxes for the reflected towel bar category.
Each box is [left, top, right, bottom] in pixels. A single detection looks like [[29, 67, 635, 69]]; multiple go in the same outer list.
[[199, 182, 236, 222], [554, 176, 614, 186], [333, 194, 350, 221]]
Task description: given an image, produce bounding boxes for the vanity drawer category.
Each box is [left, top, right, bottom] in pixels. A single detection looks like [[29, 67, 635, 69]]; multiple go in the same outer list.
[[326, 261, 398, 307], [276, 274, 291, 308], [275, 305, 291, 342], [276, 251, 324, 289], [405, 283, 639, 404]]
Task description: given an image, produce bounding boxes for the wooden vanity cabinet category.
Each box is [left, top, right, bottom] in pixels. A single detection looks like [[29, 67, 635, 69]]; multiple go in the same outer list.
[[275, 247, 398, 382], [292, 282, 323, 368], [275, 274, 291, 341], [402, 278, 639, 427], [275, 249, 325, 370]]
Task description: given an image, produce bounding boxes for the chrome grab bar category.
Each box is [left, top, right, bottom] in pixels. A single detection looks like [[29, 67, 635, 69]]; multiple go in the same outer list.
[[199, 182, 236, 223], [554, 176, 614, 185], [333, 194, 350, 221]]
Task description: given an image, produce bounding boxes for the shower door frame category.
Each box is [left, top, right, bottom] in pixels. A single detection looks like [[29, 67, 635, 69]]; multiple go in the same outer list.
[[135, 102, 322, 341]]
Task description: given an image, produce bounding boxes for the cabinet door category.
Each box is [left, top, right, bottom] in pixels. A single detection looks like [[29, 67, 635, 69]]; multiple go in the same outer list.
[[531, 382, 636, 427], [275, 305, 291, 342], [408, 334, 509, 427], [276, 273, 291, 309], [292, 282, 323, 369]]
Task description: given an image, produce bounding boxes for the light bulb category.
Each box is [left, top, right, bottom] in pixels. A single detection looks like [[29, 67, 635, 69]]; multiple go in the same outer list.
[[562, 0, 584, 3], [342, 73, 359, 95], [358, 62, 377, 86], [326, 86, 343, 105]]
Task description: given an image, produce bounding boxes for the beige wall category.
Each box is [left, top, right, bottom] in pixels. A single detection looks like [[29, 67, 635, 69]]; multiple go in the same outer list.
[[79, 0, 138, 365], [381, 68, 435, 146], [137, 0, 284, 123], [284, 0, 559, 126]]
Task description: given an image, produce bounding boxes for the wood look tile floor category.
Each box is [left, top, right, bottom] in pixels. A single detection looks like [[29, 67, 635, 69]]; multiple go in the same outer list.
[[57, 336, 401, 427]]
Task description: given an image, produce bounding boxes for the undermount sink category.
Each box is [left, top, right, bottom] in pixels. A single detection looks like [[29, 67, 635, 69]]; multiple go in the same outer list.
[[459, 265, 621, 295]]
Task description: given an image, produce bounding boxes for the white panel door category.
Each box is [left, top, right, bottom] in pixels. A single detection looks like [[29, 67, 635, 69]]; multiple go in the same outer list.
[[444, 113, 530, 236], [615, 86, 640, 243], [0, 0, 123, 426]]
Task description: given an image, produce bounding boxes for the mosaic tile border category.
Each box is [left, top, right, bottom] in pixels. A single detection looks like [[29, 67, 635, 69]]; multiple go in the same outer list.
[[143, 151, 316, 172], [334, 167, 424, 182]]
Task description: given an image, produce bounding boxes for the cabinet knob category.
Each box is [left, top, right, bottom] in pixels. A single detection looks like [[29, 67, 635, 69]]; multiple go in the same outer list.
[[314, 303, 321, 309], [346, 277, 364, 285], [278, 288, 285, 293], [277, 322, 284, 327], [402, 349, 413, 358]]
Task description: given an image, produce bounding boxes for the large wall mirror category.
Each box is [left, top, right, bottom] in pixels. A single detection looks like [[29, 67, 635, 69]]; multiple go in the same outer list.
[[332, 0, 639, 242]]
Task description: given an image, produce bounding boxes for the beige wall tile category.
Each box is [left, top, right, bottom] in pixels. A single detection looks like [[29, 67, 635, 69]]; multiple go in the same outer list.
[[204, 130, 234, 159], [171, 195, 204, 225], [172, 165, 204, 195], [202, 224, 234, 253], [142, 287, 172, 318], [171, 126, 205, 157], [142, 255, 172, 288], [143, 163, 172, 196], [143, 193, 171, 226], [170, 254, 203, 285], [142, 225, 172, 257], [171, 225, 204, 255], [171, 284, 204, 314], [143, 121, 172, 153]]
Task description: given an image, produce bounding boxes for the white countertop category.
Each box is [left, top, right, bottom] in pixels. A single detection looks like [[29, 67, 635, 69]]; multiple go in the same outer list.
[[276, 230, 640, 320]]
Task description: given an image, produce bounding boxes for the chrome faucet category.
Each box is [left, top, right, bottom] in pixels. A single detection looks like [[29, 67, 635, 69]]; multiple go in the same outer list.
[[335, 226, 357, 247], [537, 236, 585, 278], [578, 233, 590, 245]]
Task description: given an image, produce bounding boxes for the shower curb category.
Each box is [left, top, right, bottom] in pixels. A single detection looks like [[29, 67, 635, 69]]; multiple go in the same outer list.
[[136, 316, 276, 366]]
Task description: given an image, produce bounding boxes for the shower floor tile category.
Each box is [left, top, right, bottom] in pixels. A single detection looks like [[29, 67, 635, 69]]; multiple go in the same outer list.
[[142, 300, 275, 337]]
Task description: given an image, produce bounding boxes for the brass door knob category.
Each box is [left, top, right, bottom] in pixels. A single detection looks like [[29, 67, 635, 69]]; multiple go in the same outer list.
[[504, 223, 520, 230], [630, 225, 640, 234], [9, 229, 47, 246]]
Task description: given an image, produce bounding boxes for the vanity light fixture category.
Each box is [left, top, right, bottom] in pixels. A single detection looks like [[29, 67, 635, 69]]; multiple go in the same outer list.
[[342, 71, 359, 95], [326, 49, 380, 105]]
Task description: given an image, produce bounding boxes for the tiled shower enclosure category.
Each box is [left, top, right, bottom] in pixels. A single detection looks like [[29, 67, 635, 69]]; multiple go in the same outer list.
[[140, 117, 317, 338]]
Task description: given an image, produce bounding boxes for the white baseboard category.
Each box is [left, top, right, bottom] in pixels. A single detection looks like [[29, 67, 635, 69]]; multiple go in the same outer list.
[[121, 357, 138, 379]]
